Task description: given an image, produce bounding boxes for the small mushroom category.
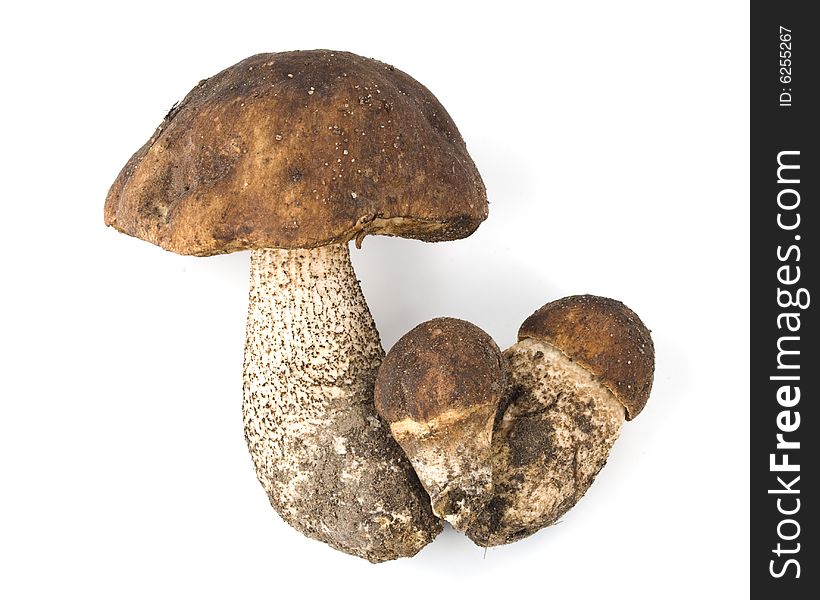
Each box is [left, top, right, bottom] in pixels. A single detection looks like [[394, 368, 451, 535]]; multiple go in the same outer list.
[[466, 295, 655, 547], [374, 318, 506, 531], [104, 50, 488, 562]]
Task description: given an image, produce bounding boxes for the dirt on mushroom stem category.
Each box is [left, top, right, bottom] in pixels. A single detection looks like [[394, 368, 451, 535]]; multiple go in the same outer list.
[[242, 242, 441, 562]]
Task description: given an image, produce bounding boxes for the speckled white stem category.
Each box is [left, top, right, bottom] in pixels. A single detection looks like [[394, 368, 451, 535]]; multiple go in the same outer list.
[[242, 244, 440, 562]]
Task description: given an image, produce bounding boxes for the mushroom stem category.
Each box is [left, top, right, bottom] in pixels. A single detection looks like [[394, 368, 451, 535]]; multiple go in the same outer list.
[[242, 243, 440, 562], [466, 338, 625, 546]]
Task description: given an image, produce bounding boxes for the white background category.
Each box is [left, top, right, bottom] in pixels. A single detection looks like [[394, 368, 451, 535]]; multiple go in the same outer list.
[[1, 1, 749, 598]]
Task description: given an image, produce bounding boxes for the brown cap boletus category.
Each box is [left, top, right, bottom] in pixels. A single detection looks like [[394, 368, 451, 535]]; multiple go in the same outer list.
[[104, 50, 488, 562], [466, 295, 655, 547], [375, 318, 506, 531]]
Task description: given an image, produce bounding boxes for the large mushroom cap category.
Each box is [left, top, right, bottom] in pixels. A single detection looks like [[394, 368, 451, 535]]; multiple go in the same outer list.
[[104, 50, 488, 256], [518, 295, 655, 419]]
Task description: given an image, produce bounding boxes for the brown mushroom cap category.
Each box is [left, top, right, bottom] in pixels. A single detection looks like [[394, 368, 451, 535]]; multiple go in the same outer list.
[[518, 295, 655, 419], [104, 50, 488, 256], [375, 318, 506, 425]]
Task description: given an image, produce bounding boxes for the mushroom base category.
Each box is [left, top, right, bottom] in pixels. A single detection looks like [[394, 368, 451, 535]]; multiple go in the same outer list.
[[242, 244, 441, 562], [388, 405, 495, 532], [466, 338, 625, 547]]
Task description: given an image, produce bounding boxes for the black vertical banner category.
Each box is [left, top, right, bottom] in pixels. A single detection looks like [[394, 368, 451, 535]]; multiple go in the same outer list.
[[751, 2, 817, 598]]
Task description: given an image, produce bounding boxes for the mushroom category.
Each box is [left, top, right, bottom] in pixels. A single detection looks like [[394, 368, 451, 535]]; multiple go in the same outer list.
[[374, 318, 506, 531], [104, 50, 488, 562], [466, 295, 655, 546]]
